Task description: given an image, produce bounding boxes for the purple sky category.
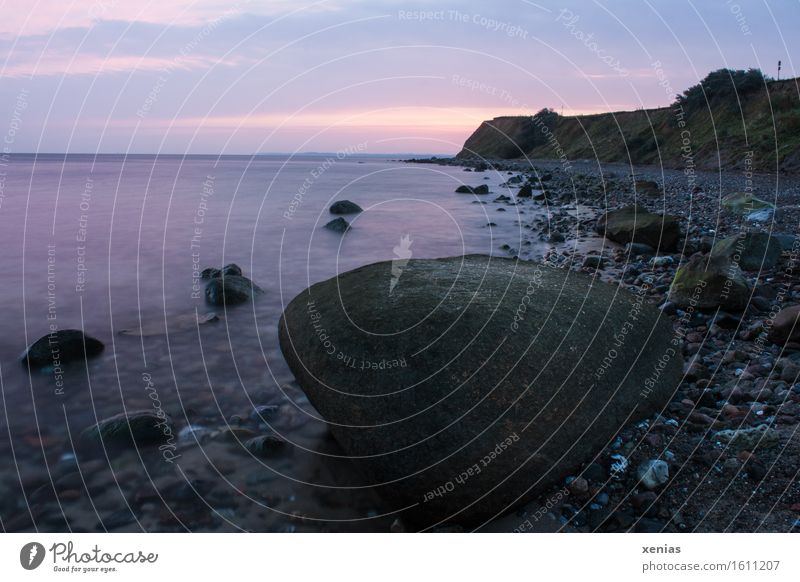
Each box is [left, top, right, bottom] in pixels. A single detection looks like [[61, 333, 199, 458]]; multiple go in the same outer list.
[[0, 0, 796, 155]]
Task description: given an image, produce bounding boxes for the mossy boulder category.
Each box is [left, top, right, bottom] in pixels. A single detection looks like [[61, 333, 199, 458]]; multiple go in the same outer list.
[[279, 255, 681, 528], [670, 255, 751, 311], [721, 192, 774, 214], [595, 205, 680, 251], [710, 232, 782, 271]]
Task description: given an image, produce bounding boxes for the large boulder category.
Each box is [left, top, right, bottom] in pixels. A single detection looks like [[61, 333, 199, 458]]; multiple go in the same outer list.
[[22, 329, 104, 368], [710, 232, 782, 271], [329, 200, 363, 215], [669, 255, 751, 311], [767, 305, 800, 347], [278, 255, 681, 528], [595, 205, 680, 251]]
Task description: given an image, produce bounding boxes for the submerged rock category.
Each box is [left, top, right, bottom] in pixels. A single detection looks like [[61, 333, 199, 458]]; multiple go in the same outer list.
[[710, 232, 782, 270], [595, 205, 680, 251], [79, 410, 175, 449], [517, 183, 533, 198], [324, 217, 351, 233], [669, 255, 751, 311], [278, 255, 680, 528], [22, 330, 104, 368], [119, 312, 219, 337], [329, 200, 363, 215], [205, 275, 262, 306]]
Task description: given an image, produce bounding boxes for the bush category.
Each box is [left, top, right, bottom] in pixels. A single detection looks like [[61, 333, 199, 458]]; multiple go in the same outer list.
[[676, 68, 767, 109]]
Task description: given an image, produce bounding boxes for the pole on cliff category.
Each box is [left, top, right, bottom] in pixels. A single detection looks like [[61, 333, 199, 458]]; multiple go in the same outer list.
[[778, 60, 782, 80]]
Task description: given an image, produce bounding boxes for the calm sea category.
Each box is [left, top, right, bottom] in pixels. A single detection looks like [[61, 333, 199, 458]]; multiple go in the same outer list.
[[0, 153, 536, 531]]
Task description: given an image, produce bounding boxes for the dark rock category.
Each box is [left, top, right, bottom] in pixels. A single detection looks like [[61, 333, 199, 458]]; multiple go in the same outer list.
[[22, 330, 104, 368], [517, 184, 533, 198], [201, 267, 221, 280], [455, 184, 489, 194], [710, 232, 782, 271], [596, 205, 680, 251], [222, 263, 242, 277], [721, 192, 774, 214], [244, 435, 287, 457], [278, 255, 681, 528], [583, 256, 605, 269], [768, 305, 800, 346], [79, 410, 175, 449], [324, 217, 351, 233], [205, 275, 262, 306], [669, 255, 751, 311], [625, 242, 656, 256], [329, 200, 363, 215], [634, 180, 661, 198]]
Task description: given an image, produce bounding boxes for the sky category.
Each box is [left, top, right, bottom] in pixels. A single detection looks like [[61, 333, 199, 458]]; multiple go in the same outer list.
[[0, 0, 797, 155]]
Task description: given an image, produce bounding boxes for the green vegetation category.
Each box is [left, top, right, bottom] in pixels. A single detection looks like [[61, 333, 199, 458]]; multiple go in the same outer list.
[[457, 69, 800, 172]]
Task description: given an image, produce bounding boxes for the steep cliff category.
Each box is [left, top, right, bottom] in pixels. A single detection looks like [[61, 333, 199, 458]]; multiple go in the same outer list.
[[457, 77, 800, 173]]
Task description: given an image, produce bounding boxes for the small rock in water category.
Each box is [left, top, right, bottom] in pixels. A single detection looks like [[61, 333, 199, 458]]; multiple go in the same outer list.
[[329, 200, 363, 215], [244, 435, 288, 457], [22, 329, 104, 368], [79, 410, 175, 450], [636, 459, 669, 490], [324, 217, 351, 233], [205, 275, 262, 306]]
